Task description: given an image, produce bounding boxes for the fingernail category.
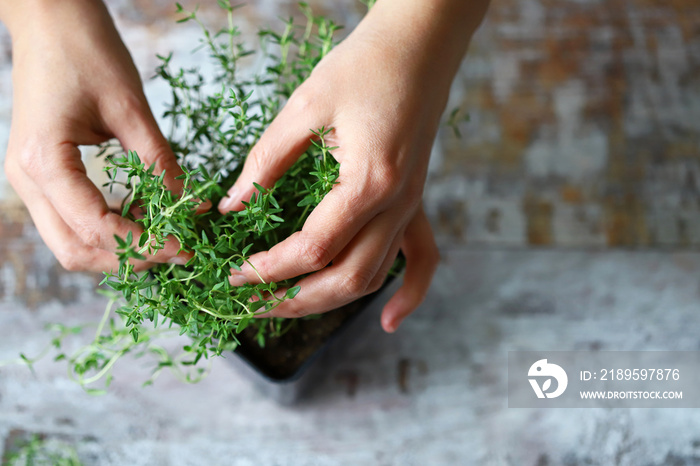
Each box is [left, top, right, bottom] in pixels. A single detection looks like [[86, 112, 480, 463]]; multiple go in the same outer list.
[[168, 256, 189, 265], [229, 269, 247, 286], [384, 317, 401, 333], [219, 197, 233, 212], [218, 189, 239, 212]]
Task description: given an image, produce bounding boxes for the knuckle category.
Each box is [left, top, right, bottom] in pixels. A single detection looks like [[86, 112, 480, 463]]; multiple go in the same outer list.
[[367, 275, 384, 294], [272, 299, 307, 319], [247, 145, 273, 173], [109, 92, 149, 120], [17, 145, 41, 175], [141, 140, 174, 173], [287, 89, 316, 114], [74, 222, 104, 249], [55, 250, 82, 272], [250, 257, 272, 284], [147, 144, 171, 165], [299, 237, 333, 271], [368, 163, 406, 203], [339, 268, 375, 298], [376, 164, 403, 190], [122, 92, 146, 112], [342, 189, 365, 210]]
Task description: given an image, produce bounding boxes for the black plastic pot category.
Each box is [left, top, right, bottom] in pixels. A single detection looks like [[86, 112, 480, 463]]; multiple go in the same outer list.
[[226, 275, 402, 404]]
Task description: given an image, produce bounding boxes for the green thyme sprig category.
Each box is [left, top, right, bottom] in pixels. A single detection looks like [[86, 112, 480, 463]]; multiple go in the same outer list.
[[46, 1, 344, 392], [3, 434, 82, 466]]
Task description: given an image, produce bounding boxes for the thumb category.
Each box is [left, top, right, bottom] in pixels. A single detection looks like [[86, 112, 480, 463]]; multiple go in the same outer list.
[[219, 98, 326, 213]]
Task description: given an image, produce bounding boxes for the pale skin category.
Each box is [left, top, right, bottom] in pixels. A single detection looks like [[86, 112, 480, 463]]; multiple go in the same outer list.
[[0, 0, 489, 332]]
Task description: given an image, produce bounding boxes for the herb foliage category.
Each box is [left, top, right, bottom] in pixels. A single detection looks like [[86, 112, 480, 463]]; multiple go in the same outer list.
[[49, 1, 344, 392], [3, 434, 82, 466]]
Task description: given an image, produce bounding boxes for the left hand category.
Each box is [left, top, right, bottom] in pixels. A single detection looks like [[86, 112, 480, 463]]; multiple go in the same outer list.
[[218, 0, 483, 332]]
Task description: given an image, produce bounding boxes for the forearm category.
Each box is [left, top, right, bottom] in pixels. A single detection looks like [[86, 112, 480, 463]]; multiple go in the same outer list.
[[0, 0, 112, 43], [355, 0, 490, 89]]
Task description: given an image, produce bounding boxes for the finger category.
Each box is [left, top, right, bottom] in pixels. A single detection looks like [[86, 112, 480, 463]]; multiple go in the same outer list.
[[218, 93, 328, 213], [24, 142, 191, 264], [103, 95, 211, 213], [368, 234, 404, 293], [381, 207, 439, 333], [256, 212, 404, 318], [228, 182, 382, 286], [6, 160, 153, 273]]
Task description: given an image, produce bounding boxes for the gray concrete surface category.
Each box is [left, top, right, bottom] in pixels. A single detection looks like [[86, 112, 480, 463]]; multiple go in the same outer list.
[[2, 249, 700, 465]]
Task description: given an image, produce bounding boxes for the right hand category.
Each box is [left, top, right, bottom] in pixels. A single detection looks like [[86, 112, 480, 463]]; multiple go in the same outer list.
[[3, 0, 194, 272]]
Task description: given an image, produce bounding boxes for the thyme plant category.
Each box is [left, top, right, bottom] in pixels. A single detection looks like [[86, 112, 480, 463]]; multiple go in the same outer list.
[[3, 434, 82, 466], [33, 2, 346, 393]]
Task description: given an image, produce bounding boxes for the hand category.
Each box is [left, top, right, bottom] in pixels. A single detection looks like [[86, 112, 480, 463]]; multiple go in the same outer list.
[[216, 0, 487, 332], [2, 0, 194, 273]]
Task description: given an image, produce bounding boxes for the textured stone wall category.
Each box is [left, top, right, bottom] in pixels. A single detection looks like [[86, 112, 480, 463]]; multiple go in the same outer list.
[[428, 0, 700, 247]]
